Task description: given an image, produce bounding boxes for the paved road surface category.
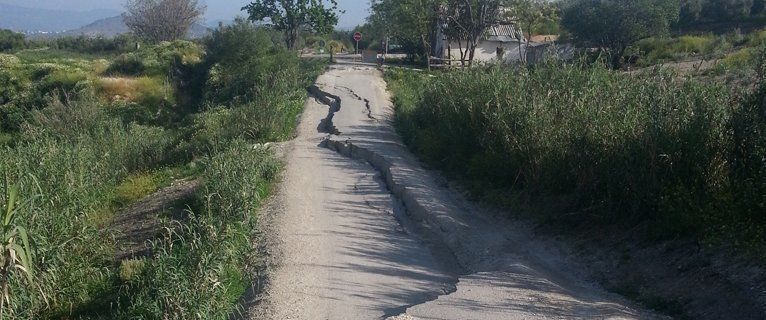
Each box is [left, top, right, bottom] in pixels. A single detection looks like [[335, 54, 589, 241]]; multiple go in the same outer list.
[[251, 61, 660, 320]]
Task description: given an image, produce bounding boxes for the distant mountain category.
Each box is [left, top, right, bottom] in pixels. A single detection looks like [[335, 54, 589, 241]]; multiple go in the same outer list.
[[63, 16, 212, 39], [0, 3, 120, 33]]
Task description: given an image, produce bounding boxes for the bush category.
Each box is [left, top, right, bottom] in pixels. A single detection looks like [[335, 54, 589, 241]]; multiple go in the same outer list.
[[106, 40, 203, 77], [721, 47, 758, 67], [0, 94, 182, 317], [387, 63, 764, 246], [47, 34, 138, 54], [0, 29, 25, 53], [113, 141, 279, 319], [635, 34, 726, 64], [0, 25, 321, 317], [0, 53, 21, 68], [200, 20, 326, 142]]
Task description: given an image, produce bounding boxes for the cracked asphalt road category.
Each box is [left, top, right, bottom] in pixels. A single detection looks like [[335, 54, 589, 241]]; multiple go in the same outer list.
[[251, 63, 459, 320], [251, 61, 659, 320]]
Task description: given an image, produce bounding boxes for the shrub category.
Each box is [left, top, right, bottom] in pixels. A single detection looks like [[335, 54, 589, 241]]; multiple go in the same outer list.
[[105, 40, 203, 77], [114, 173, 160, 206], [0, 94, 182, 317], [635, 34, 725, 65], [0, 29, 25, 53], [748, 29, 766, 46], [676, 35, 715, 53], [721, 47, 758, 67], [387, 63, 764, 246], [119, 259, 147, 283], [113, 141, 279, 319], [0, 53, 20, 68], [47, 34, 138, 54], [105, 53, 146, 76]]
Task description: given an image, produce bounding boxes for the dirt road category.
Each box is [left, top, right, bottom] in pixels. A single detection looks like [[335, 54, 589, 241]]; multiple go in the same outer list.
[[251, 62, 661, 320]]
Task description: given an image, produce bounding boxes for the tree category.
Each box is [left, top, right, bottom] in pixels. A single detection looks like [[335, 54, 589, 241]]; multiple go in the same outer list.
[[0, 30, 25, 53], [443, 0, 502, 66], [123, 0, 206, 42], [370, 0, 440, 69], [753, 0, 766, 15], [680, 0, 704, 24], [505, 0, 558, 63], [702, 0, 753, 22], [243, 0, 342, 50], [561, 0, 679, 68]]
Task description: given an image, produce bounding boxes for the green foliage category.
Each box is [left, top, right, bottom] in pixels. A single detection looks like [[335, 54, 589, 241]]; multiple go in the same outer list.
[[630, 28, 766, 66], [679, 0, 766, 25], [561, 0, 680, 67], [506, 0, 558, 38], [0, 54, 20, 68], [198, 21, 327, 146], [106, 40, 203, 77], [243, 0, 342, 49], [634, 34, 728, 64], [28, 34, 139, 55], [0, 30, 25, 53], [368, 0, 440, 65], [0, 20, 324, 317], [113, 141, 279, 319], [114, 173, 161, 206], [387, 63, 765, 248], [118, 258, 147, 283], [0, 177, 36, 318], [0, 94, 183, 317]]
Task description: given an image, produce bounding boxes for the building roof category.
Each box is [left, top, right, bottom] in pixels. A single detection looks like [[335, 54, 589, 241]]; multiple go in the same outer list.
[[484, 24, 524, 43]]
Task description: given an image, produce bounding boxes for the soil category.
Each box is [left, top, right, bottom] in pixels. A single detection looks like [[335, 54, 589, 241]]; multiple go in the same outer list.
[[111, 179, 200, 261]]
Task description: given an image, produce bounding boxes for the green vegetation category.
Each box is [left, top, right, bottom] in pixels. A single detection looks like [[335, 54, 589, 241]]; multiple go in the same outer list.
[[0, 19, 326, 318], [112, 143, 279, 318], [386, 59, 765, 251], [0, 29, 25, 53], [561, 0, 680, 67], [243, 0, 342, 49], [632, 28, 766, 67], [680, 0, 766, 26]]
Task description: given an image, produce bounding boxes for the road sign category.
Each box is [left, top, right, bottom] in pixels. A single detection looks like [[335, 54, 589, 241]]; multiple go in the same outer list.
[[318, 39, 326, 48], [353, 32, 362, 55]]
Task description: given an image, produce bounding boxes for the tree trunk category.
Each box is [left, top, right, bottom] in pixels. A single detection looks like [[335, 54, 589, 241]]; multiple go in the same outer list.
[[422, 34, 432, 71], [285, 28, 298, 50], [518, 41, 524, 63]]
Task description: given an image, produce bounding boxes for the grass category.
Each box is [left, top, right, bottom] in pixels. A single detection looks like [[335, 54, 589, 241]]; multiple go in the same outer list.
[[386, 60, 765, 253], [632, 28, 766, 67], [96, 76, 173, 106], [0, 21, 326, 318], [111, 142, 280, 319], [114, 173, 163, 207]]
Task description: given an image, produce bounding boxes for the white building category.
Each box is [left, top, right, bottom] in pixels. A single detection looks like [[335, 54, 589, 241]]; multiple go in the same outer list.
[[433, 21, 527, 65]]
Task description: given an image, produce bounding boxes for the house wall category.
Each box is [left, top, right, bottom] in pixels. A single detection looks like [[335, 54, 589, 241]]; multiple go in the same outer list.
[[526, 43, 576, 65], [445, 41, 526, 64]]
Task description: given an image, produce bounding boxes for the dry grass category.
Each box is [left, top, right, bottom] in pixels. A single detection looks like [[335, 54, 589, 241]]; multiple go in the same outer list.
[[97, 76, 171, 105]]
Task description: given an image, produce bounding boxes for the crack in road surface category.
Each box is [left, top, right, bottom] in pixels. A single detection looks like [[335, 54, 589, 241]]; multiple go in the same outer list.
[[309, 85, 342, 135], [336, 85, 377, 121], [251, 61, 663, 320]]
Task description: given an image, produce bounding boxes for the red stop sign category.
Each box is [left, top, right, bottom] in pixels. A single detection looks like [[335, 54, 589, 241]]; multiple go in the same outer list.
[[353, 32, 362, 41]]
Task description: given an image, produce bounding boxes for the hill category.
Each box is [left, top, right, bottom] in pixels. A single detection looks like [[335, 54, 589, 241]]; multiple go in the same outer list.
[[62, 16, 211, 39], [0, 3, 119, 33]]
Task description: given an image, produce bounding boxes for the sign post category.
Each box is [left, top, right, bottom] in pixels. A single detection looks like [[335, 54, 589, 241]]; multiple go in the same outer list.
[[353, 32, 362, 55]]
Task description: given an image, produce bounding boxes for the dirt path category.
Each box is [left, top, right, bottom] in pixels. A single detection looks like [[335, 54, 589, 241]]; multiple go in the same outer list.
[[112, 179, 199, 261], [251, 61, 662, 319]]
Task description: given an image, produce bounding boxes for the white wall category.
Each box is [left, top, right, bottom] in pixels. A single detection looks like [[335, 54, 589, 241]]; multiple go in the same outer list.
[[445, 41, 526, 64]]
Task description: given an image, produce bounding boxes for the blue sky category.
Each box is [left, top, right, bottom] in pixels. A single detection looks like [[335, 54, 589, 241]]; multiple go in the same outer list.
[[0, 0, 371, 28]]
